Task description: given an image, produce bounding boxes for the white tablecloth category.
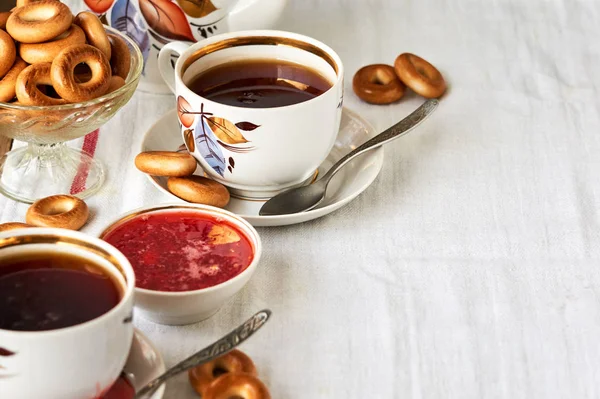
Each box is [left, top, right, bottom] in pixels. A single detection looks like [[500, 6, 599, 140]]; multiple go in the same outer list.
[[3, 0, 600, 397]]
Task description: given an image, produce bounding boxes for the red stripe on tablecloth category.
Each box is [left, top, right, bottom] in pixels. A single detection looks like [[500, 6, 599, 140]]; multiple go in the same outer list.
[[70, 129, 100, 195]]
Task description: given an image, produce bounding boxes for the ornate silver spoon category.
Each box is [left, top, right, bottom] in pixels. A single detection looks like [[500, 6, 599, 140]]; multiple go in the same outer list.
[[259, 99, 439, 216], [133, 309, 271, 398]]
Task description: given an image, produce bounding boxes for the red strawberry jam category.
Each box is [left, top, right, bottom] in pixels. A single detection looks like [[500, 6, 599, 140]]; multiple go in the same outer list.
[[103, 211, 253, 292], [102, 376, 134, 399]]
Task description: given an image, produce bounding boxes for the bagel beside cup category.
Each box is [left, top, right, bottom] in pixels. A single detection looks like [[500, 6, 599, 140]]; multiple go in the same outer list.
[[0, 228, 135, 399], [158, 30, 344, 200]]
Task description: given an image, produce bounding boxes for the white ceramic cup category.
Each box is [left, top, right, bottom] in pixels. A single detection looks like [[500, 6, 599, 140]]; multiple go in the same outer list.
[[157, 30, 344, 199], [88, 0, 287, 94], [99, 203, 262, 325], [0, 228, 135, 399]]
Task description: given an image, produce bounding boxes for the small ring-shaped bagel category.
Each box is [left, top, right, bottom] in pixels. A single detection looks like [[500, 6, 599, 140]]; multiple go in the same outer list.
[[105, 75, 126, 94], [167, 176, 230, 207], [26, 195, 89, 230], [51, 44, 111, 102], [203, 373, 271, 399], [394, 53, 446, 99], [20, 24, 86, 64], [7, 0, 73, 44], [0, 222, 33, 232], [74, 12, 111, 60], [352, 64, 405, 104], [107, 33, 131, 79], [135, 151, 197, 177], [0, 30, 16, 79], [0, 12, 11, 30], [0, 57, 27, 102], [16, 0, 41, 7], [189, 350, 257, 397], [16, 63, 67, 106]]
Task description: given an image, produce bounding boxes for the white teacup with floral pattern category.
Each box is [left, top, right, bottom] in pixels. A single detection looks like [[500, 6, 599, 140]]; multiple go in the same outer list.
[[84, 0, 287, 94], [158, 30, 344, 199]]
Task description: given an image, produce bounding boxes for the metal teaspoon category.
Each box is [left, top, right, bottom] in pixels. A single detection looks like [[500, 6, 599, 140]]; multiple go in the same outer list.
[[259, 99, 439, 216], [133, 309, 271, 398]]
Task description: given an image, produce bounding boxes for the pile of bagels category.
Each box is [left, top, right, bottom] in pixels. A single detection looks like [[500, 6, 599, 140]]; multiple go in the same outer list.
[[0, 0, 131, 105], [188, 349, 271, 399], [353, 53, 446, 104], [135, 150, 231, 208]]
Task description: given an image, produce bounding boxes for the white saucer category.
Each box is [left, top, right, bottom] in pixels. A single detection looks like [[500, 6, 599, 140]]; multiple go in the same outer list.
[[141, 108, 383, 227], [124, 329, 166, 399]]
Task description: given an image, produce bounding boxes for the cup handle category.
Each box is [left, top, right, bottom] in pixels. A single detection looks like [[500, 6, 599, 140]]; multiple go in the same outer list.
[[157, 41, 191, 94], [227, 0, 287, 31]]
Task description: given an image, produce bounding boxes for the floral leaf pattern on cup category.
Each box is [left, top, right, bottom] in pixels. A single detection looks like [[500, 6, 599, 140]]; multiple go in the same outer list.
[[235, 121, 261, 131], [0, 348, 15, 357], [0, 347, 16, 378], [111, 0, 150, 68], [190, 19, 222, 39], [184, 104, 227, 176], [183, 128, 195, 152], [177, 96, 195, 128], [194, 117, 226, 176], [139, 0, 196, 42], [205, 117, 257, 153], [207, 117, 250, 145], [179, 99, 260, 174], [176, 0, 218, 18], [85, 0, 116, 14]]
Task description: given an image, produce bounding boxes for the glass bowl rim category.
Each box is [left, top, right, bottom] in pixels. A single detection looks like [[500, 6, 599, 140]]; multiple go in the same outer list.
[[0, 26, 144, 112]]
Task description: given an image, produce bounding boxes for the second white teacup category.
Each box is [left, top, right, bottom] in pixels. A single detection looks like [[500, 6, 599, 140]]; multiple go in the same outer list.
[[158, 30, 344, 199], [0, 228, 135, 399]]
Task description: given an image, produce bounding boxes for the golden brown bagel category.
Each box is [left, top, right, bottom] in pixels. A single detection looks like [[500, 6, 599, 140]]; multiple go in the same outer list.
[[352, 64, 405, 104], [135, 151, 197, 177], [74, 11, 111, 60], [16, 0, 41, 7], [16, 62, 67, 106], [0, 29, 16, 80], [394, 53, 446, 98], [26, 195, 89, 230], [51, 44, 111, 102], [203, 373, 271, 399], [189, 350, 257, 398], [19, 24, 86, 64], [107, 33, 131, 79], [105, 75, 126, 94], [0, 12, 11, 30], [7, 0, 73, 44], [167, 176, 230, 207], [0, 222, 33, 232], [0, 57, 27, 102]]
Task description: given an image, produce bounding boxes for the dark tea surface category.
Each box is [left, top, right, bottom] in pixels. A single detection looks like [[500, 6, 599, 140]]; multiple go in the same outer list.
[[187, 59, 332, 108], [0, 253, 120, 332]]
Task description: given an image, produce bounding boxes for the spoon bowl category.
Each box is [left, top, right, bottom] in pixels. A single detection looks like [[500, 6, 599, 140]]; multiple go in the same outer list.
[[260, 99, 439, 216]]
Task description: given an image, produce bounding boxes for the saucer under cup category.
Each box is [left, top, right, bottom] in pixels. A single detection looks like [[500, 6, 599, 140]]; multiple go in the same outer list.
[[141, 107, 383, 226]]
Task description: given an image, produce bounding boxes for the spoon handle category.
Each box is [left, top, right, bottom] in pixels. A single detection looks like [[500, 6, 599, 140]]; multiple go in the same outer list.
[[134, 309, 271, 398], [322, 99, 439, 182]]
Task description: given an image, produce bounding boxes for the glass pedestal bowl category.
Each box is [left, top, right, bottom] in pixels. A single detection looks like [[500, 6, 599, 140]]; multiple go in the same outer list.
[[0, 27, 143, 203]]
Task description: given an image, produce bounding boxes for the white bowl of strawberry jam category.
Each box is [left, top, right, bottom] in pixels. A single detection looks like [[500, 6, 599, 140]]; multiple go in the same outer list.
[[100, 204, 261, 325]]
